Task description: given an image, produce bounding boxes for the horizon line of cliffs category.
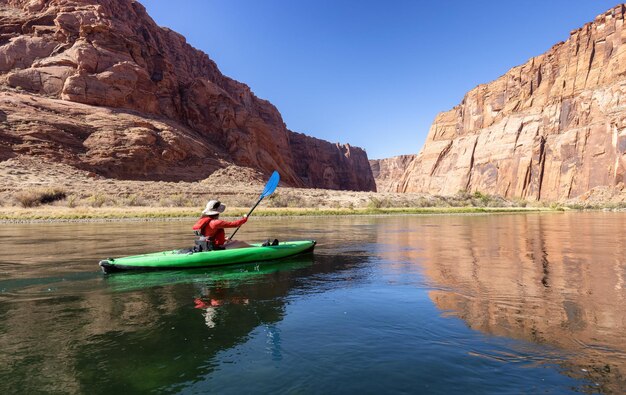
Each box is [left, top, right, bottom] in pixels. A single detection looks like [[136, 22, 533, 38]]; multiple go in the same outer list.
[[0, 0, 376, 191], [373, 4, 626, 201]]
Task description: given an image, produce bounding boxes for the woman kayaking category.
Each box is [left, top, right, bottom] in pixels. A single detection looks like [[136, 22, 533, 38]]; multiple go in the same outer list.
[[193, 200, 250, 250], [99, 172, 316, 274]]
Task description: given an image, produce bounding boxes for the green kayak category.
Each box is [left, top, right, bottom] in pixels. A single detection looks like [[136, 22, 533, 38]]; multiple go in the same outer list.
[[99, 240, 316, 274]]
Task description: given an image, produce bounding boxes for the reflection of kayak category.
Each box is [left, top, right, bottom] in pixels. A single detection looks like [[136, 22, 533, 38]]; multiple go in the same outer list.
[[103, 256, 315, 292], [99, 240, 316, 274]]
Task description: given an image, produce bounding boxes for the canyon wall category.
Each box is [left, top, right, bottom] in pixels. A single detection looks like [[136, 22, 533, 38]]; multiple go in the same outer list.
[[369, 155, 415, 193], [0, 0, 375, 190], [289, 131, 377, 192], [398, 4, 626, 200]]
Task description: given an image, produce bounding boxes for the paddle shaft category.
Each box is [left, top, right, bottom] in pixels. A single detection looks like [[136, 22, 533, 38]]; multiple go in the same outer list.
[[229, 197, 264, 240], [228, 170, 279, 240]]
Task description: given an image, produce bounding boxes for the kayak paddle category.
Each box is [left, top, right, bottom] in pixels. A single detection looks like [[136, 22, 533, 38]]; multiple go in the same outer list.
[[229, 170, 280, 239]]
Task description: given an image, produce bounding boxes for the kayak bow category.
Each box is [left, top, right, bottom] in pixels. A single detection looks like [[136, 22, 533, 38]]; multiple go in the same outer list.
[[99, 240, 316, 274]]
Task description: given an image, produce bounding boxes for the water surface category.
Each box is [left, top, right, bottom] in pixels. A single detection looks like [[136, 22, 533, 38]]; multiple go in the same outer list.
[[1, 213, 625, 394]]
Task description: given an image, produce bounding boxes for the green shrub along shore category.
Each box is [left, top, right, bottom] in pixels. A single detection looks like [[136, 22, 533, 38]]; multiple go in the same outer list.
[[0, 206, 558, 222], [3, 186, 623, 222]]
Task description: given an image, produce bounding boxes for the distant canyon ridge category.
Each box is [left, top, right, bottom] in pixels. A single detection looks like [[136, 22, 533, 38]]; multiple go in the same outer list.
[[0, 0, 376, 191], [372, 4, 626, 201]]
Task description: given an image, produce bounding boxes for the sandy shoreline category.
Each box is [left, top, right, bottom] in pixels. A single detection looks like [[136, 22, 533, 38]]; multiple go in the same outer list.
[[0, 206, 558, 224]]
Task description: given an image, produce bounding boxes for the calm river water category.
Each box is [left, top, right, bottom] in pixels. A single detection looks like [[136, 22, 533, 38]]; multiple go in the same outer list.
[[1, 213, 625, 394]]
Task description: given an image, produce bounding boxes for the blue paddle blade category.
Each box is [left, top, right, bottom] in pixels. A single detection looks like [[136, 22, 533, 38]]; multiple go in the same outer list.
[[260, 171, 280, 198]]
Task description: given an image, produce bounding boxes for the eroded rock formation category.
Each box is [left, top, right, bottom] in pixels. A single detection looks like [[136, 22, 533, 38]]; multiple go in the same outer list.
[[398, 4, 626, 200], [0, 0, 375, 190], [369, 155, 415, 193], [289, 131, 376, 192]]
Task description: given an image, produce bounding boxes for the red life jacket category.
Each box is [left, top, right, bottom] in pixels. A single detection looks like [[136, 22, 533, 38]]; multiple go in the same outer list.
[[192, 217, 225, 250]]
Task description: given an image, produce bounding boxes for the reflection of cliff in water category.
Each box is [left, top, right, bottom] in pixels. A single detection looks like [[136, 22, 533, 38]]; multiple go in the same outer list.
[[0, 252, 370, 394], [377, 213, 626, 394]]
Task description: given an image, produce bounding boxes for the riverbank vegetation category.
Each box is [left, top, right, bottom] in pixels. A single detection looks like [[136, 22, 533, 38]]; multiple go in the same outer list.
[[2, 171, 621, 223], [0, 206, 553, 222], [0, 188, 561, 222], [6, 188, 530, 210]]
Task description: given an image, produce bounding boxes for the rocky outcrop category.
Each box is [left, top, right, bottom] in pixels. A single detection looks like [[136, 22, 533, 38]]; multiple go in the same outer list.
[[369, 155, 415, 193], [0, 0, 375, 190], [399, 5, 626, 201], [0, 91, 230, 180], [289, 131, 377, 192]]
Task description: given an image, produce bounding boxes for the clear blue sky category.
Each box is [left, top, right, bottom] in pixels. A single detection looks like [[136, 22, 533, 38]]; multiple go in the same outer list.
[[141, 0, 619, 159]]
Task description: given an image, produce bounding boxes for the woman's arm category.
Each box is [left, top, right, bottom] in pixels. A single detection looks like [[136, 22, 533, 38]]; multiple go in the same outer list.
[[212, 216, 248, 229]]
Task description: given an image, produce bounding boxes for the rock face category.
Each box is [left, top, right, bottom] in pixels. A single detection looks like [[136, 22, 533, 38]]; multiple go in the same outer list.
[[289, 131, 377, 192], [0, 0, 375, 190], [399, 4, 626, 200], [0, 91, 230, 180], [369, 155, 415, 193]]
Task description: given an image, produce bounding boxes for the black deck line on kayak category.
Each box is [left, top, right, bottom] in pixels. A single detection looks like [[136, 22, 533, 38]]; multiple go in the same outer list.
[[99, 241, 316, 275]]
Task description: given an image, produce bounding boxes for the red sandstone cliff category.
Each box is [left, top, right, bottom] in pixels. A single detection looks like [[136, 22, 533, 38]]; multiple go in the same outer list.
[[398, 4, 626, 200], [369, 155, 415, 193], [0, 0, 376, 190], [289, 131, 376, 192]]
